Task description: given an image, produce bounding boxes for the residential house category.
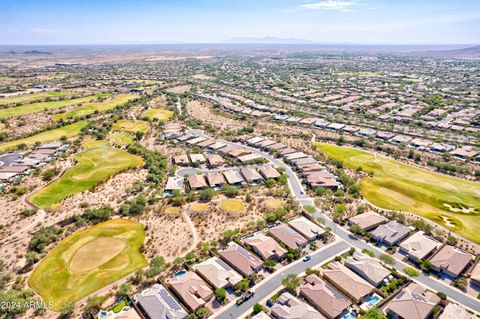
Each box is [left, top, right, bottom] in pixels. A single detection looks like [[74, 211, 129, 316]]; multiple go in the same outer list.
[[219, 243, 263, 277], [166, 272, 213, 312], [223, 170, 244, 186], [299, 274, 351, 319], [439, 302, 475, 319], [322, 262, 374, 303], [189, 153, 206, 165], [348, 211, 388, 231], [173, 154, 190, 166], [399, 231, 441, 262], [206, 173, 226, 189], [193, 257, 242, 290], [207, 155, 225, 167], [370, 221, 411, 246], [384, 283, 440, 319], [164, 176, 184, 195], [187, 175, 207, 190], [258, 166, 281, 180], [240, 167, 263, 184], [288, 216, 325, 241], [429, 245, 473, 278], [243, 233, 287, 261], [345, 251, 390, 287], [271, 292, 324, 319], [269, 224, 308, 249], [135, 283, 188, 319]]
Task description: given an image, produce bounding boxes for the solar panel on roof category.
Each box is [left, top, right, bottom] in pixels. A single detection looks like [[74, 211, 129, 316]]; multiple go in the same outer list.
[[158, 288, 182, 310]]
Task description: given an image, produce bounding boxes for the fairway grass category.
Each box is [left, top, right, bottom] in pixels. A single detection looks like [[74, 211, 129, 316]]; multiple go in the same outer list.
[[143, 108, 174, 122], [107, 132, 135, 146], [112, 119, 149, 133], [29, 147, 143, 208], [0, 121, 88, 151], [220, 199, 245, 213], [82, 138, 110, 150], [0, 91, 73, 105], [0, 94, 109, 120], [52, 94, 137, 120], [28, 219, 147, 311], [317, 143, 480, 243]]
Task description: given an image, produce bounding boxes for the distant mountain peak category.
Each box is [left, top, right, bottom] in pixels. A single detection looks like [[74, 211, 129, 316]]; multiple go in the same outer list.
[[222, 36, 315, 44]]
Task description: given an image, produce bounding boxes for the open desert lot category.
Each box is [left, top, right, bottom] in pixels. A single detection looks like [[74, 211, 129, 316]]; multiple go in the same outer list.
[[0, 121, 87, 151], [28, 147, 143, 208], [317, 143, 480, 242], [52, 94, 137, 120], [0, 94, 109, 120], [28, 219, 147, 311]]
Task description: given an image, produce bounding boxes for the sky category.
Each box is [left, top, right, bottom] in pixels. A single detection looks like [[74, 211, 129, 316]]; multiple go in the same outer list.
[[0, 0, 479, 45]]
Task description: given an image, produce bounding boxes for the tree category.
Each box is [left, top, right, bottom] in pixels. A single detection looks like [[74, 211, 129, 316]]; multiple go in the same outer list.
[[222, 184, 239, 197], [118, 283, 132, 296], [403, 267, 420, 277], [282, 273, 300, 292], [59, 301, 75, 318], [198, 188, 215, 201], [379, 254, 395, 265], [195, 307, 208, 318], [252, 303, 264, 315], [215, 288, 226, 303], [421, 259, 433, 272], [237, 278, 250, 292], [359, 307, 385, 319], [264, 259, 276, 271], [86, 296, 107, 311]]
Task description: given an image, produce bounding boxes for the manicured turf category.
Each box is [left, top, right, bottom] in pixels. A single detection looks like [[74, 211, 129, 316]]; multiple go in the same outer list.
[[82, 138, 110, 150], [220, 199, 245, 213], [317, 143, 480, 243], [0, 91, 73, 105], [0, 121, 88, 151], [143, 108, 174, 122], [190, 203, 209, 212], [112, 119, 149, 133], [29, 147, 143, 208], [52, 94, 137, 120], [28, 219, 147, 311], [0, 94, 108, 120], [165, 206, 180, 214], [265, 199, 283, 210], [107, 132, 135, 146]]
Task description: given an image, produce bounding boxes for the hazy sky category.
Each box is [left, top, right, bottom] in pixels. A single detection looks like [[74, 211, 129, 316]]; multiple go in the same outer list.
[[1, 0, 479, 45]]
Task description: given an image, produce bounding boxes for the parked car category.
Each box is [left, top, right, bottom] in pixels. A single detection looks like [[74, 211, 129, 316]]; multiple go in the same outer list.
[[303, 255, 311, 262]]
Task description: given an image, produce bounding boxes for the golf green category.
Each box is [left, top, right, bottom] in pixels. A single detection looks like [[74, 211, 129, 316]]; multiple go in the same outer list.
[[28, 147, 143, 208], [317, 143, 480, 243], [28, 219, 147, 311], [111, 119, 149, 134]]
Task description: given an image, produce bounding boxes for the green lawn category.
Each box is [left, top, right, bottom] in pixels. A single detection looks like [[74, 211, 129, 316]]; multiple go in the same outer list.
[[28, 219, 147, 311], [28, 147, 143, 208], [107, 132, 135, 146], [52, 94, 137, 120], [0, 121, 87, 151], [0, 91, 73, 105], [112, 119, 149, 133], [316, 143, 480, 243], [0, 94, 109, 120], [143, 108, 174, 122]]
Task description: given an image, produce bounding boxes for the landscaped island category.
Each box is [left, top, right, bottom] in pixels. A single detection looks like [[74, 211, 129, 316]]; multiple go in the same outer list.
[[28, 147, 143, 208], [28, 219, 147, 311], [317, 143, 480, 243]]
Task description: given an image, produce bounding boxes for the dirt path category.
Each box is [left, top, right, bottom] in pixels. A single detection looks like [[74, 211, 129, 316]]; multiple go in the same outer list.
[[182, 210, 199, 253]]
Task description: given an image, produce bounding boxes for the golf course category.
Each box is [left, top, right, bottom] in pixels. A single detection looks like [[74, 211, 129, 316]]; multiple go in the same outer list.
[[111, 119, 150, 133], [29, 147, 143, 208], [0, 94, 109, 120], [0, 91, 73, 105], [317, 143, 480, 243], [143, 108, 174, 121], [107, 132, 135, 146], [0, 121, 88, 151], [28, 219, 147, 311], [52, 94, 137, 120]]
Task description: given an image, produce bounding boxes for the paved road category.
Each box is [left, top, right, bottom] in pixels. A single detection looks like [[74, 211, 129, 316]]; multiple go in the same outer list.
[[211, 240, 350, 319], [187, 130, 480, 313]]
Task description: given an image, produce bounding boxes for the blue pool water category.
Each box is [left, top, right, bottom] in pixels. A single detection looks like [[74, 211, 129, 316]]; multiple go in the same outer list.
[[365, 294, 381, 307], [175, 270, 187, 277], [341, 313, 356, 319]]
